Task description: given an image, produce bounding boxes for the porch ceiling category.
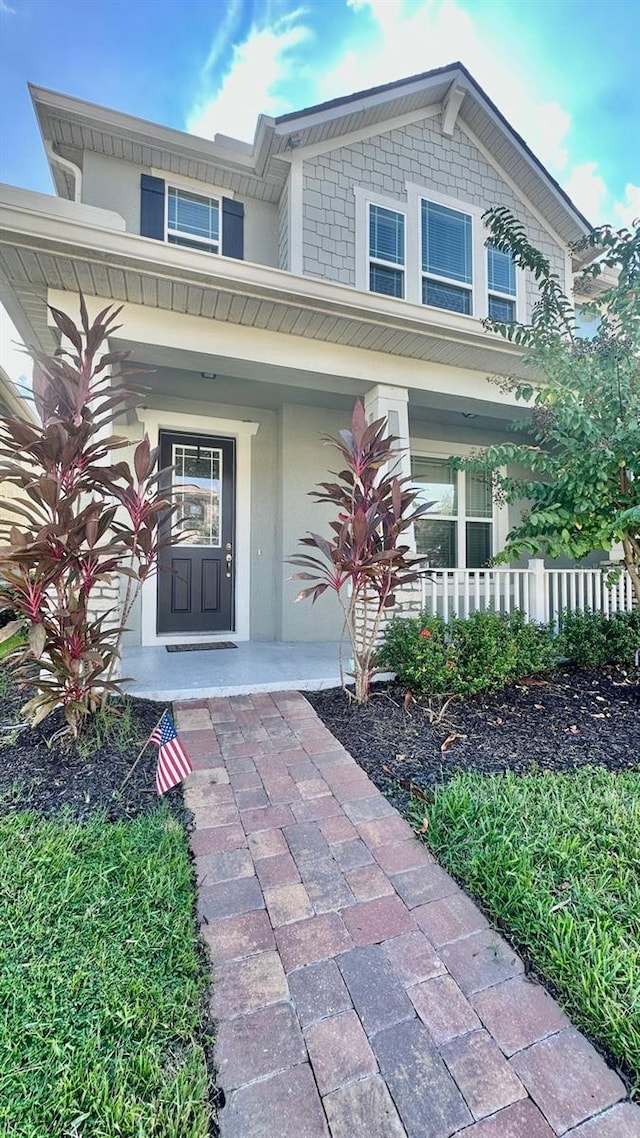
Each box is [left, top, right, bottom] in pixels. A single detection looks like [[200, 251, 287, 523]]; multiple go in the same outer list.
[[0, 191, 535, 381]]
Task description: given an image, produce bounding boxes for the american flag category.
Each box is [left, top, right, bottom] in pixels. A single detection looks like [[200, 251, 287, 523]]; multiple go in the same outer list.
[[149, 710, 193, 795]]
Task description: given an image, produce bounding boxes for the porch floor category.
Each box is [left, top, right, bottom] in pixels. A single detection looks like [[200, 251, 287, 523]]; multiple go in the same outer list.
[[122, 641, 344, 702]]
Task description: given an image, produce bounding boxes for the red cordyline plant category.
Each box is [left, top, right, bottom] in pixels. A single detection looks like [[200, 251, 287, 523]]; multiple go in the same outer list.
[[289, 400, 433, 703], [0, 294, 174, 735]]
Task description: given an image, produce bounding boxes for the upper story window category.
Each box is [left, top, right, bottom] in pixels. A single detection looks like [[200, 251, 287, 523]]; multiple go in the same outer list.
[[368, 204, 405, 298], [574, 305, 601, 339], [412, 456, 494, 569], [421, 200, 473, 314], [487, 244, 516, 321], [360, 186, 522, 322], [167, 187, 220, 254]]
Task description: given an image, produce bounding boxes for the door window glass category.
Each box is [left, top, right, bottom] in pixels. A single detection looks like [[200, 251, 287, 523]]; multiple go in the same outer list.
[[172, 443, 222, 546]]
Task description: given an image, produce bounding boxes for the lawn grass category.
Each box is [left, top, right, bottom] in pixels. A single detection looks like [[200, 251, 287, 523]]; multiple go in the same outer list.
[[411, 767, 640, 1092], [0, 806, 211, 1137]]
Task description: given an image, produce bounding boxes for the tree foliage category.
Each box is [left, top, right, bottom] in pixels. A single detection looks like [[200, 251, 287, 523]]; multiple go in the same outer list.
[[463, 206, 640, 605], [289, 400, 432, 703], [0, 296, 174, 735]]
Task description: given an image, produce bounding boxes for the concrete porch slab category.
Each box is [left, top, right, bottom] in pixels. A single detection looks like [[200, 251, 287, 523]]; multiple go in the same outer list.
[[122, 642, 345, 701]]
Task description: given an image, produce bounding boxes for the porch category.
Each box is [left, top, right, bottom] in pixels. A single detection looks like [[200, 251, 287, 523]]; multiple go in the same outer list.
[[123, 641, 344, 702]]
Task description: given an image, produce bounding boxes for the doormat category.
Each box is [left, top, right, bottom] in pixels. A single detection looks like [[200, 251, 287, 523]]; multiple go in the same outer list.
[[166, 642, 238, 653]]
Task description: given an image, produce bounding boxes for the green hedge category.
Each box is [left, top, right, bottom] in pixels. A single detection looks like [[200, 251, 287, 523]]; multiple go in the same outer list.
[[378, 608, 558, 697], [558, 608, 640, 669]]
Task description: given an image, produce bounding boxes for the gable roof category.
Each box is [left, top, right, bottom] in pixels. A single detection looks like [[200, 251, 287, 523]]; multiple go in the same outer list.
[[30, 61, 591, 247]]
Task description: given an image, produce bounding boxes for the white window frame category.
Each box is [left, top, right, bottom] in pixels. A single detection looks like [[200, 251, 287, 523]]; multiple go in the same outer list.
[[420, 197, 475, 316], [165, 184, 222, 255], [367, 201, 407, 299], [487, 243, 518, 323], [411, 440, 508, 569], [356, 182, 527, 321]]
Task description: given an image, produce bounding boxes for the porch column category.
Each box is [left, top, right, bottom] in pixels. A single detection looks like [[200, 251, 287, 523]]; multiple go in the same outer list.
[[364, 384, 415, 553]]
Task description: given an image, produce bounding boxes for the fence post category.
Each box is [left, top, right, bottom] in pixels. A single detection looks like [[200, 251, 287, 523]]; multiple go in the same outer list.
[[528, 558, 547, 623]]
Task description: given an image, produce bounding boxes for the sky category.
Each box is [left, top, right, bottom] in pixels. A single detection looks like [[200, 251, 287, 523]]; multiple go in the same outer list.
[[0, 0, 638, 382]]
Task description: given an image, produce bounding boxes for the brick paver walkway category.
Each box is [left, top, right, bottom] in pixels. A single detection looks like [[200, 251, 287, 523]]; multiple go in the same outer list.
[[175, 691, 640, 1138]]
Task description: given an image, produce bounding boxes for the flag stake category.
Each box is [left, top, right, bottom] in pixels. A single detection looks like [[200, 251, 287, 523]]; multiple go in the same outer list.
[[117, 710, 166, 793]]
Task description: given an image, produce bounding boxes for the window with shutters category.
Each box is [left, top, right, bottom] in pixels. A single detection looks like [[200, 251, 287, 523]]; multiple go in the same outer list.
[[411, 455, 494, 568], [166, 187, 220, 254]]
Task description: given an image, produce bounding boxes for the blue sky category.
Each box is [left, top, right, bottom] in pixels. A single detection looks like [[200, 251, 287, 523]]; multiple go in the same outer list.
[[0, 0, 638, 230]]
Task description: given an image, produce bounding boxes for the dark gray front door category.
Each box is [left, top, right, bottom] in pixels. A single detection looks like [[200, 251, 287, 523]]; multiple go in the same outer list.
[[157, 431, 235, 634]]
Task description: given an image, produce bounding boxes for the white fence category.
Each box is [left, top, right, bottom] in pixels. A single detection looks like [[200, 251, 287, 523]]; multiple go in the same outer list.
[[419, 558, 636, 628]]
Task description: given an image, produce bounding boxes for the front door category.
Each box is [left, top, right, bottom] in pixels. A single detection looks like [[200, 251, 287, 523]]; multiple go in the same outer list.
[[157, 431, 235, 634]]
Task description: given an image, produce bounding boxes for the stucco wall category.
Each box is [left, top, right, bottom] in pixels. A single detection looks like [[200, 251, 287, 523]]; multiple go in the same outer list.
[[301, 115, 567, 314], [80, 151, 279, 267]]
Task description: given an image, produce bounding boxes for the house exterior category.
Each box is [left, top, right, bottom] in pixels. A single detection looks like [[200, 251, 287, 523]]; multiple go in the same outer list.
[[0, 62, 598, 648]]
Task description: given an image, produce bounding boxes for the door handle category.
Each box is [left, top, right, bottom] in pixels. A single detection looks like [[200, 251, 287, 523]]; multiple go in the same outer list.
[[225, 545, 233, 578]]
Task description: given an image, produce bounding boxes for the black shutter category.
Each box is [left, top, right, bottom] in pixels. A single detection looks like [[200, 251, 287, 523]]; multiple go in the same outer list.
[[221, 198, 244, 259], [140, 174, 165, 240]]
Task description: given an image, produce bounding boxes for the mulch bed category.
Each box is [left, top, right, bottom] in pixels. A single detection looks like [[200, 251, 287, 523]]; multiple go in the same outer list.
[[308, 665, 640, 808], [0, 677, 181, 821]]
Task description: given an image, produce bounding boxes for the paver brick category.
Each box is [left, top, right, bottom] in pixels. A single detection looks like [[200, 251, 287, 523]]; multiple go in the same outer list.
[[228, 769, 263, 790], [185, 781, 234, 806], [189, 802, 240, 829], [288, 958, 352, 1028], [284, 822, 331, 860], [219, 1062, 329, 1138], [341, 894, 416, 946], [241, 804, 295, 833], [438, 929, 524, 995], [199, 875, 265, 922], [190, 823, 246, 856], [415, 890, 489, 946], [456, 1099, 556, 1137], [195, 847, 254, 886], [472, 977, 570, 1056], [298, 778, 331, 800], [215, 1001, 306, 1090], [564, 1102, 640, 1136], [409, 974, 481, 1044], [291, 796, 343, 823], [332, 838, 374, 870], [264, 883, 314, 927], [233, 787, 269, 810], [332, 779, 379, 804], [323, 1075, 407, 1138], [202, 909, 276, 964], [299, 855, 355, 913], [511, 1027, 626, 1134], [263, 775, 300, 803], [391, 863, 459, 909], [276, 912, 354, 971], [247, 827, 288, 860], [288, 760, 322, 783], [211, 950, 288, 1019], [345, 862, 395, 901], [343, 795, 397, 824], [372, 1017, 472, 1137], [305, 1010, 377, 1094], [382, 930, 445, 987], [319, 814, 358, 843], [440, 1029, 526, 1120], [338, 945, 414, 1035], [309, 748, 354, 769], [255, 851, 301, 889], [374, 840, 434, 874]]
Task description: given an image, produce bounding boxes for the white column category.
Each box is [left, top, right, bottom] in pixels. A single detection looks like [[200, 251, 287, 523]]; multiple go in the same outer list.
[[364, 384, 418, 587]]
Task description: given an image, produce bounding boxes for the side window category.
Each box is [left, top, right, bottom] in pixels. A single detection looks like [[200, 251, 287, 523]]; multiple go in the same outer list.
[[368, 203, 405, 298], [487, 244, 516, 321], [421, 200, 473, 314], [411, 456, 493, 568]]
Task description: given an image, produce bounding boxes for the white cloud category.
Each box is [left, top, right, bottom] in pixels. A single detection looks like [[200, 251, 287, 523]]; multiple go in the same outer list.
[[613, 183, 640, 229], [187, 0, 633, 227], [187, 9, 311, 142]]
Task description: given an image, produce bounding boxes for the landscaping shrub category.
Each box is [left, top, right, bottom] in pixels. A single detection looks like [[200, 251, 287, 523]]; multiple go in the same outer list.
[[559, 607, 640, 668], [379, 608, 558, 697]]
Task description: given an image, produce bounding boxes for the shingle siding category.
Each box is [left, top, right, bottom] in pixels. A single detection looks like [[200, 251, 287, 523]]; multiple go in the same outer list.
[[277, 180, 290, 271], [301, 115, 567, 311]]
